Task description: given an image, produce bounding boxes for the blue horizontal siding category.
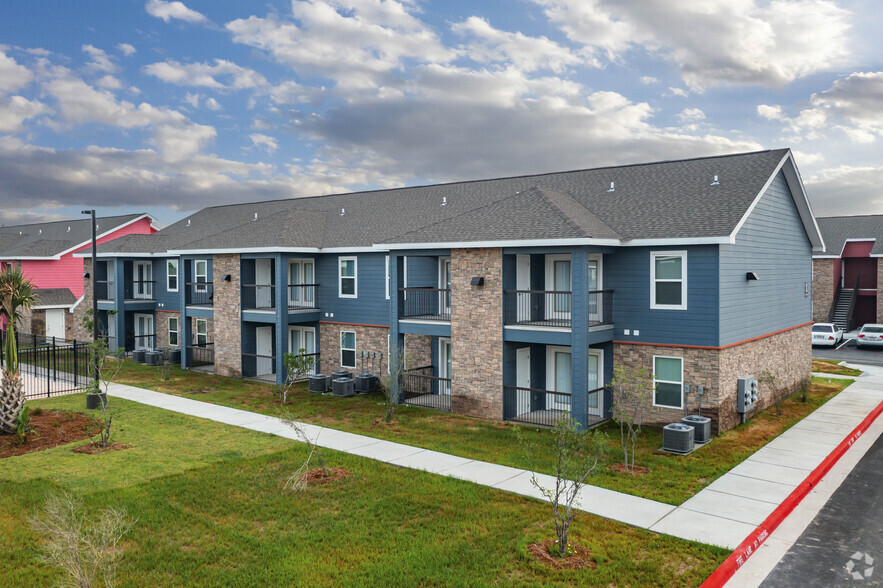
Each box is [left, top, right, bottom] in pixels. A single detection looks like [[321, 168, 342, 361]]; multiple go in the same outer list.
[[719, 171, 812, 345], [317, 252, 390, 326]]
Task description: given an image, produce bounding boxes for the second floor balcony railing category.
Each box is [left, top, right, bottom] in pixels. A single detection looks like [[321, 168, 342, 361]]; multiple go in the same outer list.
[[288, 284, 319, 311], [503, 289, 613, 328], [242, 284, 275, 310], [186, 282, 213, 306], [125, 280, 155, 301], [398, 288, 451, 321], [96, 280, 114, 301]]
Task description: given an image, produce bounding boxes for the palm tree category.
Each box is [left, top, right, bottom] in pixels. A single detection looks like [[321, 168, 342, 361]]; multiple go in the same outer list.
[[0, 266, 36, 434]]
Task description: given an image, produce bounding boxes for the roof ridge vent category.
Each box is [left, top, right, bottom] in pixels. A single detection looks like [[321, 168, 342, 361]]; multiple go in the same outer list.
[[607, 181, 615, 192], [711, 175, 720, 186]]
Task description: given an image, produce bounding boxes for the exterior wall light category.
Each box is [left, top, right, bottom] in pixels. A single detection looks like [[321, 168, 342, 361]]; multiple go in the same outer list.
[[470, 276, 484, 286]]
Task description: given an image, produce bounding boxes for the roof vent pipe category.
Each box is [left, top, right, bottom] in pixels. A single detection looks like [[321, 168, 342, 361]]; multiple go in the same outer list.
[[186, 219, 191, 227], [607, 182, 615, 192], [39, 229, 42, 234], [254, 212, 258, 221], [67, 226, 70, 232], [711, 175, 720, 185], [441, 196, 447, 206], [340, 208, 345, 216]]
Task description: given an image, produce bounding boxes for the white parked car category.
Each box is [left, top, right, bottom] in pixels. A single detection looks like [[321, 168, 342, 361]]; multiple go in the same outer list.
[[856, 324, 883, 349], [812, 323, 843, 347]]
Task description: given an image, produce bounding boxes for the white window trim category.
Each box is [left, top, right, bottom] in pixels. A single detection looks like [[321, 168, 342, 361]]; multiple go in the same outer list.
[[340, 330, 356, 368], [339, 256, 358, 299], [652, 355, 684, 409], [650, 250, 687, 310], [195, 259, 208, 293], [288, 258, 315, 305], [288, 325, 316, 355], [167, 259, 179, 292], [196, 318, 208, 346], [168, 316, 179, 347]]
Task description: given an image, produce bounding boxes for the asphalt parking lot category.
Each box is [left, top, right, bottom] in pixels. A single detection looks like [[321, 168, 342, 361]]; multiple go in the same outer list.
[[814, 339, 883, 367]]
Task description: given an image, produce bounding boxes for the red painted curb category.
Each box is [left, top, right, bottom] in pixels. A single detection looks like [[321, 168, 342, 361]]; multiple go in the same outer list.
[[700, 398, 883, 588]]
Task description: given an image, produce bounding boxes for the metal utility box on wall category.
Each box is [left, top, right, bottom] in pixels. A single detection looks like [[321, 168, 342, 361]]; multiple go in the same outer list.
[[737, 376, 758, 414]]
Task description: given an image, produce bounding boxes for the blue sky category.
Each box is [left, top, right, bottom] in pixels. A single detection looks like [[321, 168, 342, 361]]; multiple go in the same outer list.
[[1, 0, 882, 227]]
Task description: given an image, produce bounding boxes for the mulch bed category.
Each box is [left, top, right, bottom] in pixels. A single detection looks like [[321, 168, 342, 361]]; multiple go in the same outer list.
[[608, 463, 651, 476], [72, 442, 129, 455], [527, 540, 596, 570], [305, 467, 352, 485], [0, 410, 93, 459]]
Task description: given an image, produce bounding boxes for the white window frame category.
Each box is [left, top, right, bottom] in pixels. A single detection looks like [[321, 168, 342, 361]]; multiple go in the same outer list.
[[167, 259, 179, 292], [650, 250, 687, 310], [339, 256, 358, 299], [168, 316, 179, 347], [340, 330, 356, 368], [652, 355, 684, 409], [288, 326, 316, 355], [288, 258, 315, 306], [196, 318, 208, 347], [195, 259, 208, 294]]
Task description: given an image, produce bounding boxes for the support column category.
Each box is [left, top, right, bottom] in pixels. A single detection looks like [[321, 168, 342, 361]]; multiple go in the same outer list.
[[275, 255, 286, 385], [113, 260, 126, 352], [179, 259, 189, 368], [388, 254, 404, 398], [571, 248, 590, 430]]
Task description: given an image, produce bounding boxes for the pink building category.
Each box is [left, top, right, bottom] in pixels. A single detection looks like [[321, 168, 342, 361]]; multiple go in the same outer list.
[[0, 214, 156, 339]]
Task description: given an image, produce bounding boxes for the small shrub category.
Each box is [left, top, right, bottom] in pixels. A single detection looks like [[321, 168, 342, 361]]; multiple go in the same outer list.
[[610, 364, 653, 472], [281, 414, 326, 492], [14, 405, 33, 445], [280, 349, 315, 404], [30, 491, 135, 588]]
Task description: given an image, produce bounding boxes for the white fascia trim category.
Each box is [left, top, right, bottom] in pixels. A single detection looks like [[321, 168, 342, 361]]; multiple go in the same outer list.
[[56, 214, 157, 259], [839, 238, 877, 257], [73, 251, 162, 258], [33, 304, 76, 310], [168, 246, 322, 255], [13, 255, 63, 260], [813, 255, 841, 259], [621, 236, 731, 246], [70, 295, 85, 312], [376, 236, 731, 250]]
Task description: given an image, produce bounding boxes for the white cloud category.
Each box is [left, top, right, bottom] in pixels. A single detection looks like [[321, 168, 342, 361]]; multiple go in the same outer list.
[[150, 122, 217, 162], [810, 72, 883, 139], [0, 51, 34, 93], [145, 0, 207, 24], [96, 75, 122, 89], [532, 0, 852, 89], [184, 92, 199, 107], [757, 104, 784, 120], [0, 95, 49, 133], [677, 108, 705, 122], [143, 59, 267, 89], [249, 133, 278, 152], [204, 97, 221, 111], [806, 164, 883, 216], [640, 76, 659, 84], [117, 43, 137, 56], [82, 44, 118, 74], [0, 209, 68, 226], [667, 87, 688, 97], [452, 16, 579, 73]]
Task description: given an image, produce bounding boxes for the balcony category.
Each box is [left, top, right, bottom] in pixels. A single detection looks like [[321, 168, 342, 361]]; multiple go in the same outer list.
[[503, 385, 608, 428], [242, 284, 275, 311], [288, 284, 319, 311], [125, 280, 155, 301], [96, 280, 114, 301], [401, 366, 451, 411], [186, 282, 213, 307], [503, 289, 613, 329], [398, 288, 451, 322]]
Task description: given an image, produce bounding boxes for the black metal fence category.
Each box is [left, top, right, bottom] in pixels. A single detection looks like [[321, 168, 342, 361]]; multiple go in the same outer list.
[[125, 332, 157, 352], [0, 330, 91, 399], [284, 351, 320, 380], [287, 284, 319, 311], [503, 385, 609, 428], [242, 284, 275, 310], [96, 280, 114, 300], [125, 280, 155, 301], [186, 282, 213, 306], [503, 289, 613, 328], [398, 288, 451, 321], [402, 365, 451, 411]]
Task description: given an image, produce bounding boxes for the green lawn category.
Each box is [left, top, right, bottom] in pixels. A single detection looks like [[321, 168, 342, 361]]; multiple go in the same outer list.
[[812, 358, 863, 377], [111, 360, 854, 505], [0, 394, 726, 586]]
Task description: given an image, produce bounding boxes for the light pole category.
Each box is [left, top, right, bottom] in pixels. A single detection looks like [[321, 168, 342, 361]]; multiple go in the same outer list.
[[82, 209, 99, 382]]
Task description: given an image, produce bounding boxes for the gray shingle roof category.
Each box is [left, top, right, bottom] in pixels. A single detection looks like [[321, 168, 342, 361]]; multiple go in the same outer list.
[[91, 149, 794, 254], [815, 215, 883, 257], [0, 214, 147, 258], [33, 288, 77, 307]]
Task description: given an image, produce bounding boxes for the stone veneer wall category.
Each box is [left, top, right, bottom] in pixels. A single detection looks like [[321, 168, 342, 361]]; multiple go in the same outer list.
[[154, 310, 181, 349], [450, 248, 503, 420], [212, 254, 241, 378], [404, 334, 432, 369], [613, 324, 812, 434], [319, 322, 389, 375], [70, 259, 92, 341], [812, 258, 834, 323]]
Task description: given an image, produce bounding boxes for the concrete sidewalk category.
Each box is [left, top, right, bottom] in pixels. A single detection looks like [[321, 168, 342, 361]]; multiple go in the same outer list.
[[105, 368, 883, 551]]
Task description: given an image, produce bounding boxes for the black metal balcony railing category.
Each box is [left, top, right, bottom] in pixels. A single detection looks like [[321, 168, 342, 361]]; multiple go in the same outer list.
[[503, 289, 613, 328], [402, 365, 451, 411], [96, 280, 114, 301], [242, 352, 275, 378], [186, 282, 214, 306], [242, 284, 275, 310], [288, 284, 319, 311], [125, 280, 155, 301], [186, 340, 214, 367], [503, 385, 609, 428], [125, 332, 156, 352], [398, 288, 451, 321], [284, 351, 320, 380]]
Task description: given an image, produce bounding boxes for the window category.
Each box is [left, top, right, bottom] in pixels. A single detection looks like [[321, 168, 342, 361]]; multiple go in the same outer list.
[[340, 331, 356, 368], [167, 259, 179, 292], [195, 260, 208, 293], [651, 251, 687, 310], [196, 319, 208, 347], [168, 316, 179, 347], [339, 256, 357, 298], [653, 356, 683, 408]]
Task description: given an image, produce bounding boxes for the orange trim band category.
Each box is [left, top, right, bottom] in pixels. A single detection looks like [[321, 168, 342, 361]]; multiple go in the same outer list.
[[613, 322, 812, 351], [154, 309, 180, 314], [319, 321, 390, 329]]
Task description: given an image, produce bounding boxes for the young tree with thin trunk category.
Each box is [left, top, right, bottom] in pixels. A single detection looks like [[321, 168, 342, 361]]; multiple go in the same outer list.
[[0, 267, 35, 435], [610, 364, 653, 472]]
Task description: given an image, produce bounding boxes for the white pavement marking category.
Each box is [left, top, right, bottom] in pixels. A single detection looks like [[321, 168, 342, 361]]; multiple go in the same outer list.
[[104, 369, 883, 554]]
